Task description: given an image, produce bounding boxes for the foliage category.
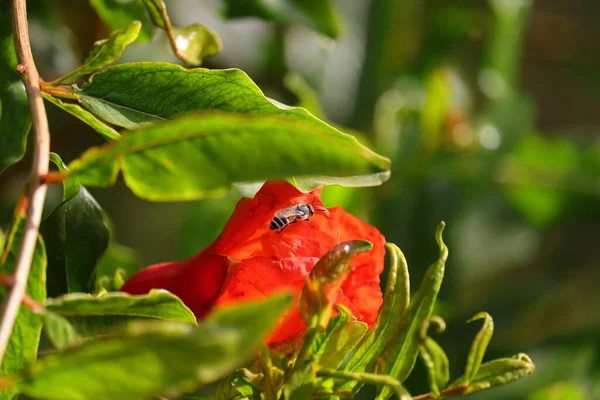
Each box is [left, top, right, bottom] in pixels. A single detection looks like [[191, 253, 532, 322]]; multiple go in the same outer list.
[[2, 0, 575, 399]]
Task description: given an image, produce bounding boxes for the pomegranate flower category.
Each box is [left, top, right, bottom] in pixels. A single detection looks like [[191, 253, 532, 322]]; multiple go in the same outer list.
[[121, 181, 385, 343]]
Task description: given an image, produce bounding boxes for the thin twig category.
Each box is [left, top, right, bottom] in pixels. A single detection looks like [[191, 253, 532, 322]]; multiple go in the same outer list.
[[412, 385, 468, 400], [0, 0, 50, 363]]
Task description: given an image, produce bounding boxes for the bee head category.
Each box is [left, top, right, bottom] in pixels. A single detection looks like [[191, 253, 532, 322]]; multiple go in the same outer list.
[[309, 196, 328, 216]]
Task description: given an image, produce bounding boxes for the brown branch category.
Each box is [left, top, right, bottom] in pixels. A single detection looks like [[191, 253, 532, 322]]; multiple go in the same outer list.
[[0, 0, 50, 363]]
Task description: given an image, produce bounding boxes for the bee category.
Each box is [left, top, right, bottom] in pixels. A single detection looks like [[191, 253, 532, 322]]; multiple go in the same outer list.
[[270, 202, 316, 233]]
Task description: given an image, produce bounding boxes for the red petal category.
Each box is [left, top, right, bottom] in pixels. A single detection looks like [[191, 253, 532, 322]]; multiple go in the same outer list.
[[121, 253, 232, 318], [216, 256, 318, 343], [207, 181, 324, 260]]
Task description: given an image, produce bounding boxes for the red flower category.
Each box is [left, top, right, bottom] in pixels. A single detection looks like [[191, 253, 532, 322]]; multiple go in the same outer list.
[[121, 181, 385, 343]]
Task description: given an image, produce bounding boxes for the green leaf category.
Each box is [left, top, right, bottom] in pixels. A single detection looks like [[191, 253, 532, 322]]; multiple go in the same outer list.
[[43, 93, 120, 141], [13, 294, 293, 400], [418, 317, 450, 397], [45, 289, 197, 336], [314, 306, 368, 370], [285, 242, 372, 400], [90, 0, 154, 43], [140, 0, 222, 66], [140, 0, 166, 29], [222, 0, 341, 38], [40, 154, 110, 296], [65, 111, 390, 201], [450, 354, 535, 395], [73, 63, 323, 129], [344, 243, 410, 376], [376, 222, 448, 400], [42, 311, 80, 350], [300, 240, 373, 329], [0, 219, 47, 400], [171, 23, 222, 66], [0, 4, 31, 175], [50, 21, 141, 86], [463, 312, 494, 384]]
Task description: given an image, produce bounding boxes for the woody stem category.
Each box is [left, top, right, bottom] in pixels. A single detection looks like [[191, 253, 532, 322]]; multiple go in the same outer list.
[[0, 0, 50, 364]]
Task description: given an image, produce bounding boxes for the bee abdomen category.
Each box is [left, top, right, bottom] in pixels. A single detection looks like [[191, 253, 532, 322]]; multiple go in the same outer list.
[[270, 216, 287, 230]]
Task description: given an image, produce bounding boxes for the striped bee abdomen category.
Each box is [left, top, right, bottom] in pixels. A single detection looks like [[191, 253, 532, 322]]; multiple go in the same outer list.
[[270, 216, 288, 230]]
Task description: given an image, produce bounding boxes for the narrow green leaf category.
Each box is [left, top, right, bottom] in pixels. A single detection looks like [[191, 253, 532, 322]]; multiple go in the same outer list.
[[463, 312, 494, 384], [0, 4, 31, 175], [50, 21, 141, 85], [140, 0, 166, 29], [450, 354, 535, 395], [0, 219, 46, 400], [66, 111, 390, 201], [418, 317, 450, 397], [90, 0, 154, 43], [13, 294, 293, 400], [300, 240, 373, 328], [376, 222, 448, 400], [43, 94, 120, 141], [344, 243, 410, 375], [42, 311, 80, 350], [314, 306, 368, 370], [286, 242, 372, 400], [40, 154, 110, 296], [45, 289, 197, 336], [222, 0, 341, 38], [420, 338, 450, 396]]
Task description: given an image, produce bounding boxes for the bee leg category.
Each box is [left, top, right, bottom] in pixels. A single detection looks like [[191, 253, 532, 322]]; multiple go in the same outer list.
[[277, 226, 287, 234]]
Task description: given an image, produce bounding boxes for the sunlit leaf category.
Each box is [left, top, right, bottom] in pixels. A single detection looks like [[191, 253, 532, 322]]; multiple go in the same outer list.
[[223, 0, 341, 38], [141, 0, 221, 66], [0, 4, 30, 175], [418, 317, 450, 396], [12, 294, 293, 400], [463, 312, 494, 384], [376, 222, 448, 400], [343, 243, 410, 378], [90, 0, 154, 43], [0, 219, 46, 400], [40, 154, 110, 296], [171, 23, 222, 66], [42, 94, 120, 141], [300, 240, 373, 328], [287, 242, 372, 399], [73, 63, 343, 130], [45, 289, 197, 336], [49, 21, 141, 85], [65, 111, 390, 201], [449, 353, 535, 394], [314, 306, 368, 370]]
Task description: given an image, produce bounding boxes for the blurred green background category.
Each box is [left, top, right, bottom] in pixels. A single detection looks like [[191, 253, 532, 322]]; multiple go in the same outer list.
[[1, 0, 600, 398]]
